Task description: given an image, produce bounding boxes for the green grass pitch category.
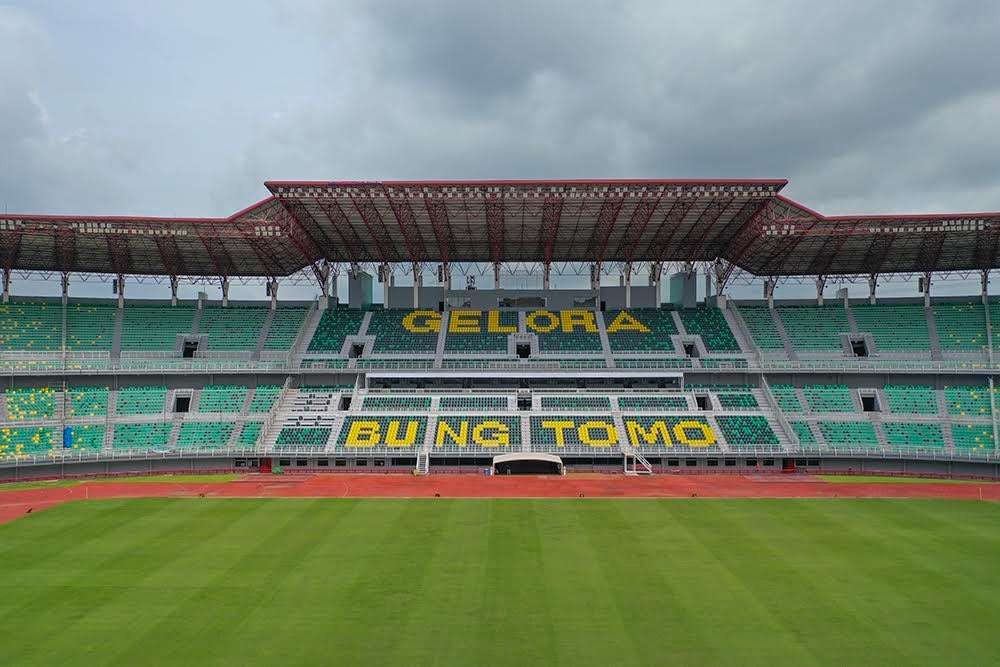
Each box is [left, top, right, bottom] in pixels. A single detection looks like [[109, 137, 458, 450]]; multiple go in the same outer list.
[[1, 498, 998, 666]]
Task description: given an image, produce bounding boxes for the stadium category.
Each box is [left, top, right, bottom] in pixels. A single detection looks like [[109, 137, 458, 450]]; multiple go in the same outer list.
[[1, 178, 999, 665]]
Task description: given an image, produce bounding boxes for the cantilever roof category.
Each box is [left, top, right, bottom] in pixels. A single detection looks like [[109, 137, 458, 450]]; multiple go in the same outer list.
[[1, 178, 998, 277]]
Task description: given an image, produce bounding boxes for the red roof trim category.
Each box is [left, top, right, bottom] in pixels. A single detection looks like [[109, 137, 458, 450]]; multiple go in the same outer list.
[[265, 178, 790, 188]]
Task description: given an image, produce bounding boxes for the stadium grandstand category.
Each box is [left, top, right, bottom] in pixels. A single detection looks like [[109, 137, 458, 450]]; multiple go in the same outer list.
[[1, 178, 1000, 478]]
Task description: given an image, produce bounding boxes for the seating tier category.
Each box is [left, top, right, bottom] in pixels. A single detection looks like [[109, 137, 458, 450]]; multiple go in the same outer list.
[[119, 305, 195, 351], [779, 305, 849, 351], [852, 303, 929, 351], [679, 307, 739, 352], [307, 308, 366, 352], [605, 309, 676, 352]]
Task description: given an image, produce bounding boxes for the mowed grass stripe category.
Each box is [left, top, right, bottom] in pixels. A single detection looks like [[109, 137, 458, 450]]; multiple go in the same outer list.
[[0, 498, 998, 667]]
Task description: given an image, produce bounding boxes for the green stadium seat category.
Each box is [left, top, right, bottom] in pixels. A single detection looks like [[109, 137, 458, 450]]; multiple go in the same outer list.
[[336, 416, 427, 449], [368, 310, 438, 353], [66, 302, 116, 351], [199, 306, 268, 351], [65, 425, 105, 452], [176, 421, 234, 449], [263, 307, 309, 350], [790, 421, 816, 444], [307, 308, 366, 352], [275, 427, 332, 448], [944, 385, 993, 417], [803, 385, 855, 412], [736, 306, 784, 351], [779, 305, 849, 351], [119, 304, 195, 351], [529, 415, 620, 451], [444, 310, 517, 352], [679, 307, 740, 352], [605, 309, 676, 352], [818, 421, 879, 447], [532, 310, 602, 353], [66, 386, 109, 417], [951, 423, 995, 449], [770, 385, 803, 412], [621, 415, 718, 451], [361, 395, 432, 411], [852, 303, 930, 351], [433, 415, 521, 452], [0, 300, 63, 351], [197, 385, 248, 412], [247, 385, 281, 413], [438, 396, 509, 411], [5, 387, 57, 420], [617, 396, 690, 411], [0, 426, 59, 458], [539, 396, 612, 411], [237, 422, 263, 448], [883, 385, 937, 415], [933, 301, 987, 352], [116, 386, 168, 415], [716, 415, 778, 446], [112, 423, 172, 451], [883, 422, 944, 448], [716, 393, 759, 410]]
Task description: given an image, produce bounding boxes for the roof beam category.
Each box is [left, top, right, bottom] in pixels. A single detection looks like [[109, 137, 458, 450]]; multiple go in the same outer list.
[[153, 236, 186, 276], [105, 234, 132, 275], [311, 200, 366, 263], [860, 233, 898, 275], [618, 188, 665, 265], [194, 226, 236, 277], [915, 232, 948, 272], [484, 192, 505, 266], [0, 231, 22, 270], [678, 196, 735, 261], [539, 196, 565, 266], [380, 185, 428, 264], [811, 221, 865, 276], [349, 187, 400, 264], [587, 189, 626, 264], [423, 190, 456, 265], [54, 227, 76, 272], [650, 198, 698, 263]]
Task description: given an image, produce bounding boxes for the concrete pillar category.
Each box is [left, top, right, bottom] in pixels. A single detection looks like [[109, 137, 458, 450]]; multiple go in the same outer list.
[[221, 277, 230, 308], [868, 274, 877, 305], [982, 270, 989, 305], [412, 263, 422, 308], [590, 263, 600, 291], [116, 273, 124, 309], [2, 268, 10, 303], [650, 262, 662, 305], [543, 263, 551, 291], [61, 273, 69, 306], [493, 262, 501, 290], [169, 275, 179, 306], [764, 278, 775, 309], [922, 271, 932, 308], [349, 268, 373, 309], [624, 263, 632, 309], [268, 279, 279, 310], [815, 276, 826, 306]]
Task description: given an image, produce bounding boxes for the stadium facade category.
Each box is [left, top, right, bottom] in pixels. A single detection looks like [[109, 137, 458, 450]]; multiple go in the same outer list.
[[1, 179, 1000, 479]]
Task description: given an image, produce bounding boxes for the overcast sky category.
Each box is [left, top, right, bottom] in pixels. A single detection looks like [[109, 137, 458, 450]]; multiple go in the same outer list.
[[2, 1, 999, 299]]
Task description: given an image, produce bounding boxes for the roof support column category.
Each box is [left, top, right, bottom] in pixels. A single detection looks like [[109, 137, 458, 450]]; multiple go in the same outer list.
[[623, 263, 632, 309], [115, 274, 124, 309], [649, 262, 662, 306], [493, 262, 501, 290], [543, 263, 551, 291], [868, 274, 877, 305], [764, 278, 775, 309], [922, 271, 932, 308], [267, 278, 279, 311], [170, 275, 179, 307], [221, 277, 230, 308], [380, 263, 391, 307], [982, 270, 990, 306], [61, 272, 70, 306], [412, 263, 422, 309], [1, 268, 10, 304], [439, 262, 451, 290], [815, 275, 826, 306], [590, 263, 600, 291]]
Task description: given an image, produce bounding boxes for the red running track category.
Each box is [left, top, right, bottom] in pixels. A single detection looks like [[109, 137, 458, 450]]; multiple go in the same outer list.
[[1, 474, 999, 525]]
